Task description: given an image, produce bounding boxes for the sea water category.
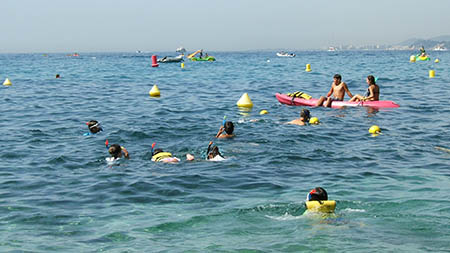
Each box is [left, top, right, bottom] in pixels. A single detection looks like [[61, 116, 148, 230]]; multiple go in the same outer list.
[[0, 51, 449, 252]]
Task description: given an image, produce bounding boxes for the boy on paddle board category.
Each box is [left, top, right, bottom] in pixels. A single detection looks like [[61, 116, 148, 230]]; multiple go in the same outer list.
[[316, 74, 353, 107]]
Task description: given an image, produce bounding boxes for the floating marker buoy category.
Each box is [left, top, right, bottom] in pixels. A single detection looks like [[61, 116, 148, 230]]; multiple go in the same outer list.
[[237, 93, 253, 108], [309, 117, 320, 125], [410, 55, 416, 62], [369, 125, 380, 135], [435, 58, 440, 63], [429, 70, 435, 78], [149, 84, 160, 97], [151, 55, 159, 67], [305, 64, 311, 72], [3, 78, 12, 86], [181, 63, 185, 68], [259, 109, 268, 115]]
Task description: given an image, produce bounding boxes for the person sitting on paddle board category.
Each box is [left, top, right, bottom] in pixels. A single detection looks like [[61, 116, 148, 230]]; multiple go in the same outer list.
[[206, 141, 225, 161], [419, 46, 427, 57], [84, 120, 103, 135], [316, 74, 353, 107], [108, 144, 129, 161], [287, 108, 310, 126], [349, 75, 380, 102], [216, 121, 235, 139]]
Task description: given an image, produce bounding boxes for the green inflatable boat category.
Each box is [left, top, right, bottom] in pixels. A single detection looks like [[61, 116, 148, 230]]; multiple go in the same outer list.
[[191, 56, 216, 61]]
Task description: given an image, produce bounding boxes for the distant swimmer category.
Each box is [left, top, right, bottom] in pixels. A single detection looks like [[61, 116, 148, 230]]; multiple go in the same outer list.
[[56, 74, 60, 78], [151, 147, 195, 163], [349, 75, 380, 102], [287, 108, 310, 126], [316, 74, 353, 107], [206, 141, 225, 161], [84, 120, 103, 136], [107, 143, 130, 162], [216, 121, 235, 139]]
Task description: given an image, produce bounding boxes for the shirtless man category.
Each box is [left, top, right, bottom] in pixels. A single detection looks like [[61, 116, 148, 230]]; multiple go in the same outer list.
[[316, 74, 353, 107]]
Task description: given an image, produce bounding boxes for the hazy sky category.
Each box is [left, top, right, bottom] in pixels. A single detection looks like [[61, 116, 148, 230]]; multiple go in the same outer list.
[[2, 0, 450, 53]]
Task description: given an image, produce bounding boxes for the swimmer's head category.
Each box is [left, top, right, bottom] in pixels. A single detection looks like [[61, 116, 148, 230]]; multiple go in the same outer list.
[[87, 120, 102, 134], [153, 148, 163, 155], [208, 145, 222, 159], [333, 74, 342, 81], [300, 109, 311, 122], [224, 121, 234, 134], [108, 144, 122, 159], [306, 187, 328, 201]]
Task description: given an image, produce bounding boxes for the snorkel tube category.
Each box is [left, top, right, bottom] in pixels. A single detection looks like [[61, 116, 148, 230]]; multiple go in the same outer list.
[[222, 116, 227, 126], [206, 141, 213, 158], [151, 142, 156, 156]]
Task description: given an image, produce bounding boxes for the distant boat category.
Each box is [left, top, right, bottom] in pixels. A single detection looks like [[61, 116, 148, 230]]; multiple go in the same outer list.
[[157, 55, 184, 63], [328, 47, 337, 51], [136, 50, 142, 53], [176, 47, 187, 53], [433, 44, 448, 51], [276, 51, 296, 57]]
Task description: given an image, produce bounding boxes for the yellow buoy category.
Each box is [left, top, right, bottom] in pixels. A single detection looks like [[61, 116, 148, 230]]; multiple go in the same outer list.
[[369, 125, 380, 134], [237, 93, 253, 108], [181, 63, 185, 68], [259, 109, 268, 115], [434, 58, 440, 63], [305, 63, 311, 72], [3, 78, 12, 86], [309, 117, 320, 125], [409, 55, 416, 62], [429, 70, 435, 78], [149, 84, 160, 97]]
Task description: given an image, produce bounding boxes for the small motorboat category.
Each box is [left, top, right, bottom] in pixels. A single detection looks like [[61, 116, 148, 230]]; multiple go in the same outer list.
[[157, 55, 184, 63], [276, 51, 296, 57]]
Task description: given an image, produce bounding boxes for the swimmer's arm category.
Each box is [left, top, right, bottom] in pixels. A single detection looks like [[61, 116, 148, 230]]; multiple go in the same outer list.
[[325, 86, 333, 97], [121, 146, 130, 159], [215, 126, 225, 138], [343, 83, 353, 98], [364, 86, 375, 101]]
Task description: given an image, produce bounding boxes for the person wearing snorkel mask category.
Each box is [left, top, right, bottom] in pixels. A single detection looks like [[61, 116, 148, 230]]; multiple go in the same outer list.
[[216, 121, 235, 139], [108, 144, 129, 161], [287, 108, 311, 126], [206, 141, 225, 161], [84, 120, 103, 135]]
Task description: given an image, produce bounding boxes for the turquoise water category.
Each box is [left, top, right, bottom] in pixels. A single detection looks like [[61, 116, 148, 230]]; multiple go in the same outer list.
[[1, 51, 449, 252]]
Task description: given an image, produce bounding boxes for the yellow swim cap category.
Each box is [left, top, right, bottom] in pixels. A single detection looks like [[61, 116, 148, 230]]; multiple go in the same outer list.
[[309, 117, 320, 124], [259, 110, 268, 115]]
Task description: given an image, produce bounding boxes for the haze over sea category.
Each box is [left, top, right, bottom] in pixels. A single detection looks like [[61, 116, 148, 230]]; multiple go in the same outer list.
[[1, 50, 449, 252]]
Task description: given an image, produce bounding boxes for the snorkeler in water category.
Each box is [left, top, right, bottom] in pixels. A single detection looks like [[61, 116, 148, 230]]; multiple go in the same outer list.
[[107, 143, 129, 162], [206, 141, 225, 161], [150, 143, 195, 163], [84, 120, 103, 135], [216, 121, 235, 138]]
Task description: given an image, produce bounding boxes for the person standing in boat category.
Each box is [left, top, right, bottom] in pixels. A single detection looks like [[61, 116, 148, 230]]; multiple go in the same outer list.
[[199, 49, 203, 59], [419, 46, 426, 56], [349, 75, 379, 102], [316, 74, 353, 107]]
